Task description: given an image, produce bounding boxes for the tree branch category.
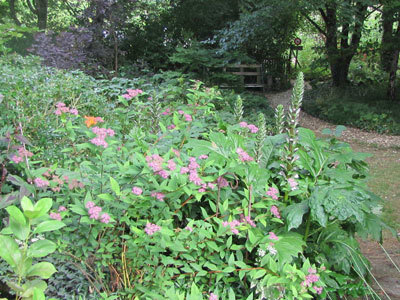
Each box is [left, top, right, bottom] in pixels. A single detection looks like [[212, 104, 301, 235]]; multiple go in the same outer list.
[[302, 12, 326, 36], [8, 0, 22, 25]]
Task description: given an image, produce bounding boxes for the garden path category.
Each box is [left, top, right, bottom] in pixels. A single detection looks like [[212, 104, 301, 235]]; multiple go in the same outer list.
[[266, 87, 400, 299]]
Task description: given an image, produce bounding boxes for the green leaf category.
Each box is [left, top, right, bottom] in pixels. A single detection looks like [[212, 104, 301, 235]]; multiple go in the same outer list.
[[0, 235, 21, 267], [274, 233, 305, 264], [21, 196, 34, 212], [6, 206, 26, 225], [26, 262, 57, 279], [32, 287, 46, 300], [229, 287, 236, 300], [9, 216, 30, 240], [33, 198, 53, 217], [21, 280, 47, 298], [28, 239, 56, 258], [110, 177, 121, 196], [189, 282, 202, 300], [33, 220, 65, 234], [284, 200, 309, 231]]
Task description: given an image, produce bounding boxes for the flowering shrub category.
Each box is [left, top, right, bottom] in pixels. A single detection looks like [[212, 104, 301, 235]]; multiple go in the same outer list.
[[0, 70, 388, 299]]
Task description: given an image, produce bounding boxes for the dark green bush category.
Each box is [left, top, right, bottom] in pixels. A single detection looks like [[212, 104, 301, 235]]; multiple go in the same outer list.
[[303, 84, 400, 135]]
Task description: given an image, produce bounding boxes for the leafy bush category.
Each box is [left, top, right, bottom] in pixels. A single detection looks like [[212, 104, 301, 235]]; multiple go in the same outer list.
[[303, 83, 400, 135], [0, 62, 389, 299]]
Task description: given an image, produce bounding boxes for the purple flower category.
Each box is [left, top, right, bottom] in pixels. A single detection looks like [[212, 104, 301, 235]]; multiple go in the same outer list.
[[144, 223, 161, 235]]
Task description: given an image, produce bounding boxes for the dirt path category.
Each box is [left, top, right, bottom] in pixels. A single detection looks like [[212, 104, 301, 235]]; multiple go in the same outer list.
[[266, 88, 400, 299]]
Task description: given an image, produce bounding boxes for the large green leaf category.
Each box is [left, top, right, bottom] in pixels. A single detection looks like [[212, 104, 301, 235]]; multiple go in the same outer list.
[[26, 262, 57, 279], [33, 220, 65, 234], [6, 206, 26, 225], [274, 233, 305, 264], [0, 235, 21, 267], [284, 200, 309, 231], [28, 239, 56, 258]]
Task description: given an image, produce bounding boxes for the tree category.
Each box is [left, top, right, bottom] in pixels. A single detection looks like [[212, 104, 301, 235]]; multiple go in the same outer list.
[[7, 0, 48, 29], [380, 0, 400, 100], [302, 0, 378, 86]]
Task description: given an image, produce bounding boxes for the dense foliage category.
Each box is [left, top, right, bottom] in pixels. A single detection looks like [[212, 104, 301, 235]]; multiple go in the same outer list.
[[0, 55, 389, 299]]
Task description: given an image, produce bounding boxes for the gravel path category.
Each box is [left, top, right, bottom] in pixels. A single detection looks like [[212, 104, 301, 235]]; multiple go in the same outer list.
[[266, 85, 400, 149]]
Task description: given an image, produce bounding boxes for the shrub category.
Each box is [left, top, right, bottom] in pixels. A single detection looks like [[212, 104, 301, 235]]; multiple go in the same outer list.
[[303, 83, 400, 135], [0, 66, 389, 299]]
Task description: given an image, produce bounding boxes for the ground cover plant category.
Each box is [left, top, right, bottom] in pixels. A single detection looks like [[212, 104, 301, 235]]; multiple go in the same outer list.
[[303, 83, 400, 135], [0, 57, 390, 299]]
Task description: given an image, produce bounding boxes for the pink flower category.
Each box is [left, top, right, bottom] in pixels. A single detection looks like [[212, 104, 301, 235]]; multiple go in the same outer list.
[[34, 178, 49, 188], [180, 167, 189, 174], [178, 110, 184, 115], [90, 137, 108, 148], [144, 223, 161, 235], [236, 147, 254, 162], [185, 226, 193, 232], [209, 293, 218, 300], [95, 117, 104, 123], [157, 169, 169, 179], [239, 121, 248, 128], [151, 192, 165, 202], [270, 205, 281, 219], [132, 187, 143, 195], [217, 176, 228, 188], [207, 182, 215, 190], [198, 154, 208, 160], [266, 187, 279, 200], [69, 108, 79, 115], [85, 201, 95, 209], [167, 124, 176, 130], [223, 219, 241, 235], [247, 124, 258, 133], [172, 149, 180, 157], [313, 286, 323, 295], [100, 213, 110, 224], [58, 206, 67, 212], [11, 155, 23, 163], [162, 108, 171, 115], [184, 114, 192, 122], [245, 215, 256, 227], [198, 188, 206, 193], [189, 171, 202, 185], [50, 212, 62, 221], [88, 206, 102, 220], [167, 159, 176, 171], [268, 232, 279, 241], [18, 147, 33, 158], [106, 128, 115, 136]]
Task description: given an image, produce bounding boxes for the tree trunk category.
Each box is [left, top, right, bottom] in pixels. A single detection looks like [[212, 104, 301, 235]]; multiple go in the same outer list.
[[330, 56, 352, 87], [36, 0, 48, 29], [387, 49, 399, 100], [8, 0, 22, 25]]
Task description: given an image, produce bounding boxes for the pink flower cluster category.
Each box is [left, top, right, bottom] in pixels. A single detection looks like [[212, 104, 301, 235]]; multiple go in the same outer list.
[[178, 110, 193, 122], [240, 214, 256, 227], [217, 176, 229, 188], [209, 293, 218, 300], [222, 219, 241, 234], [151, 191, 165, 202], [132, 187, 143, 195], [34, 177, 49, 188], [90, 127, 115, 148], [85, 201, 110, 223], [11, 147, 33, 164], [236, 148, 254, 162], [266, 187, 279, 200], [144, 223, 161, 235], [162, 108, 172, 115], [55, 102, 79, 116], [50, 212, 62, 221], [268, 232, 279, 241], [270, 205, 281, 219], [146, 154, 169, 179], [302, 268, 323, 294], [239, 122, 259, 133], [122, 89, 143, 100]]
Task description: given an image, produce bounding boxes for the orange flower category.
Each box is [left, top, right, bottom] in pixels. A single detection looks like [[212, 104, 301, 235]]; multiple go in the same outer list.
[[84, 116, 97, 127]]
